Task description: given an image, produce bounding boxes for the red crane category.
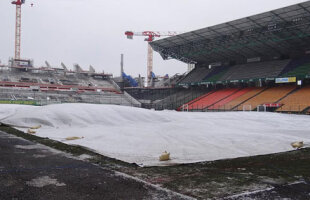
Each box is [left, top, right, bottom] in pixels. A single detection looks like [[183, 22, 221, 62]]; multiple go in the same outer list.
[[125, 31, 181, 86], [11, 0, 26, 60]]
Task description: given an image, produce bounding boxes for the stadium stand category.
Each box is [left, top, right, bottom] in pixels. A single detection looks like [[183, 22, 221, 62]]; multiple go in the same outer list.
[[179, 66, 211, 84], [218, 59, 290, 81], [168, 74, 186, 86], [181, 91, 214, 109], [155, 89, 206, 110], [0, 87, 135, 106], [186, 88, 240, 110], [238, 86, 296, 111], [179, 59, 293, 85], [125, 87, 208, 110], [0, 68, 115, 89], [277, 85, 310, 112], [280, 57, 310, 78], [222, 87, 266, 111], [279, 56, 310, 77], [149, 1, 310, 109], [203, 65, 231, 82], [125, 87, 177, 103], [0, 66, 142, 107], [175, 56, 310, 112], [208, 87, 258, 110]]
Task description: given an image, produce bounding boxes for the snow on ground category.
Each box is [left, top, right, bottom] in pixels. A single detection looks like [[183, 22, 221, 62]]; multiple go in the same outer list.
[[0, 104, 310, 166]]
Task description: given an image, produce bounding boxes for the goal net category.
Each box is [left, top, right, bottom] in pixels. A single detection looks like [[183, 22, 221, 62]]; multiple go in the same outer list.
[[181, 104, 189, 112]]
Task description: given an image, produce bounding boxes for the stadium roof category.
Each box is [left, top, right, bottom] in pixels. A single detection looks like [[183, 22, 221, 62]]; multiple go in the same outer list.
[[150, 1, 310, 65]]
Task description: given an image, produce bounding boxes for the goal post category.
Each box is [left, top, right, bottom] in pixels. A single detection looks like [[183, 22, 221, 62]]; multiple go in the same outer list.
[[242, 105, 252, 112], [181, 104, 189, 112]]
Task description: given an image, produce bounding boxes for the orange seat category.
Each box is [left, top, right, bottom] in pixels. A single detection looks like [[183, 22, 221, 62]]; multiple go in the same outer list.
[[224, 88, 265, 110], [210, 88, 257, 110], [239, 86, 296, 111], [187, 88, 239, 110], [277, 85, 310, 112]]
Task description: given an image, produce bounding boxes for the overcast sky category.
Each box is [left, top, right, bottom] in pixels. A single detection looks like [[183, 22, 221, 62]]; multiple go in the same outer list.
[[0, 0, 307, 78]]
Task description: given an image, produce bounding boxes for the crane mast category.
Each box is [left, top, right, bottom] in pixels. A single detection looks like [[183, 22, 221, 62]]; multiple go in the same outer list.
[[11, 0, 25, 60], [125, 31, 181, 87], [147, 43, 153, 86]]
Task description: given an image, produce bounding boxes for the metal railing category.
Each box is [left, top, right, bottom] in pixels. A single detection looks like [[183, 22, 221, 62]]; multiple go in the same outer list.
[[0, 88, 309, 114], [175, 104, 310, 114]]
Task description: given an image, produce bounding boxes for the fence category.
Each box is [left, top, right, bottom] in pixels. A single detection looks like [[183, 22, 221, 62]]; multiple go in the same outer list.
[[175, 103, 310, 114], [1, 88, 308, 114]]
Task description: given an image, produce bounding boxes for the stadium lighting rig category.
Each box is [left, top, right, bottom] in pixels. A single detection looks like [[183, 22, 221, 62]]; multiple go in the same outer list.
[[125, 31, 182, 86]]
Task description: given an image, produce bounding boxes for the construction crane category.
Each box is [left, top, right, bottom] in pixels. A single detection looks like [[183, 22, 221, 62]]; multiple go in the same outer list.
[[125, 31, 181, 86], [11, 0, 26, 60]]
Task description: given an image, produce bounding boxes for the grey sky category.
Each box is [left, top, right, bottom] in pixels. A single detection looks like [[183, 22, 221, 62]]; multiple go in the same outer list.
[[0, 0, 307, 78]]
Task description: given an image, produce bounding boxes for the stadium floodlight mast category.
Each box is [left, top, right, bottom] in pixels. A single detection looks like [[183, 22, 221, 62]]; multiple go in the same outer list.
[[125, 31, 182, 87]]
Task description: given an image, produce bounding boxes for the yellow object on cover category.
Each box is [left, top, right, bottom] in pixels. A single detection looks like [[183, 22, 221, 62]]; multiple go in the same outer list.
[[27, 129, 36, 134], [65, 136, 84, 141], [291, 141, 303, 149], [159, 151, 170, 161], [30, 125, 42, 129]]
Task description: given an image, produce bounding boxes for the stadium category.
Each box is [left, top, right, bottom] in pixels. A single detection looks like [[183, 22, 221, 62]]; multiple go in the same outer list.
[[1, 1, 310, 199]]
